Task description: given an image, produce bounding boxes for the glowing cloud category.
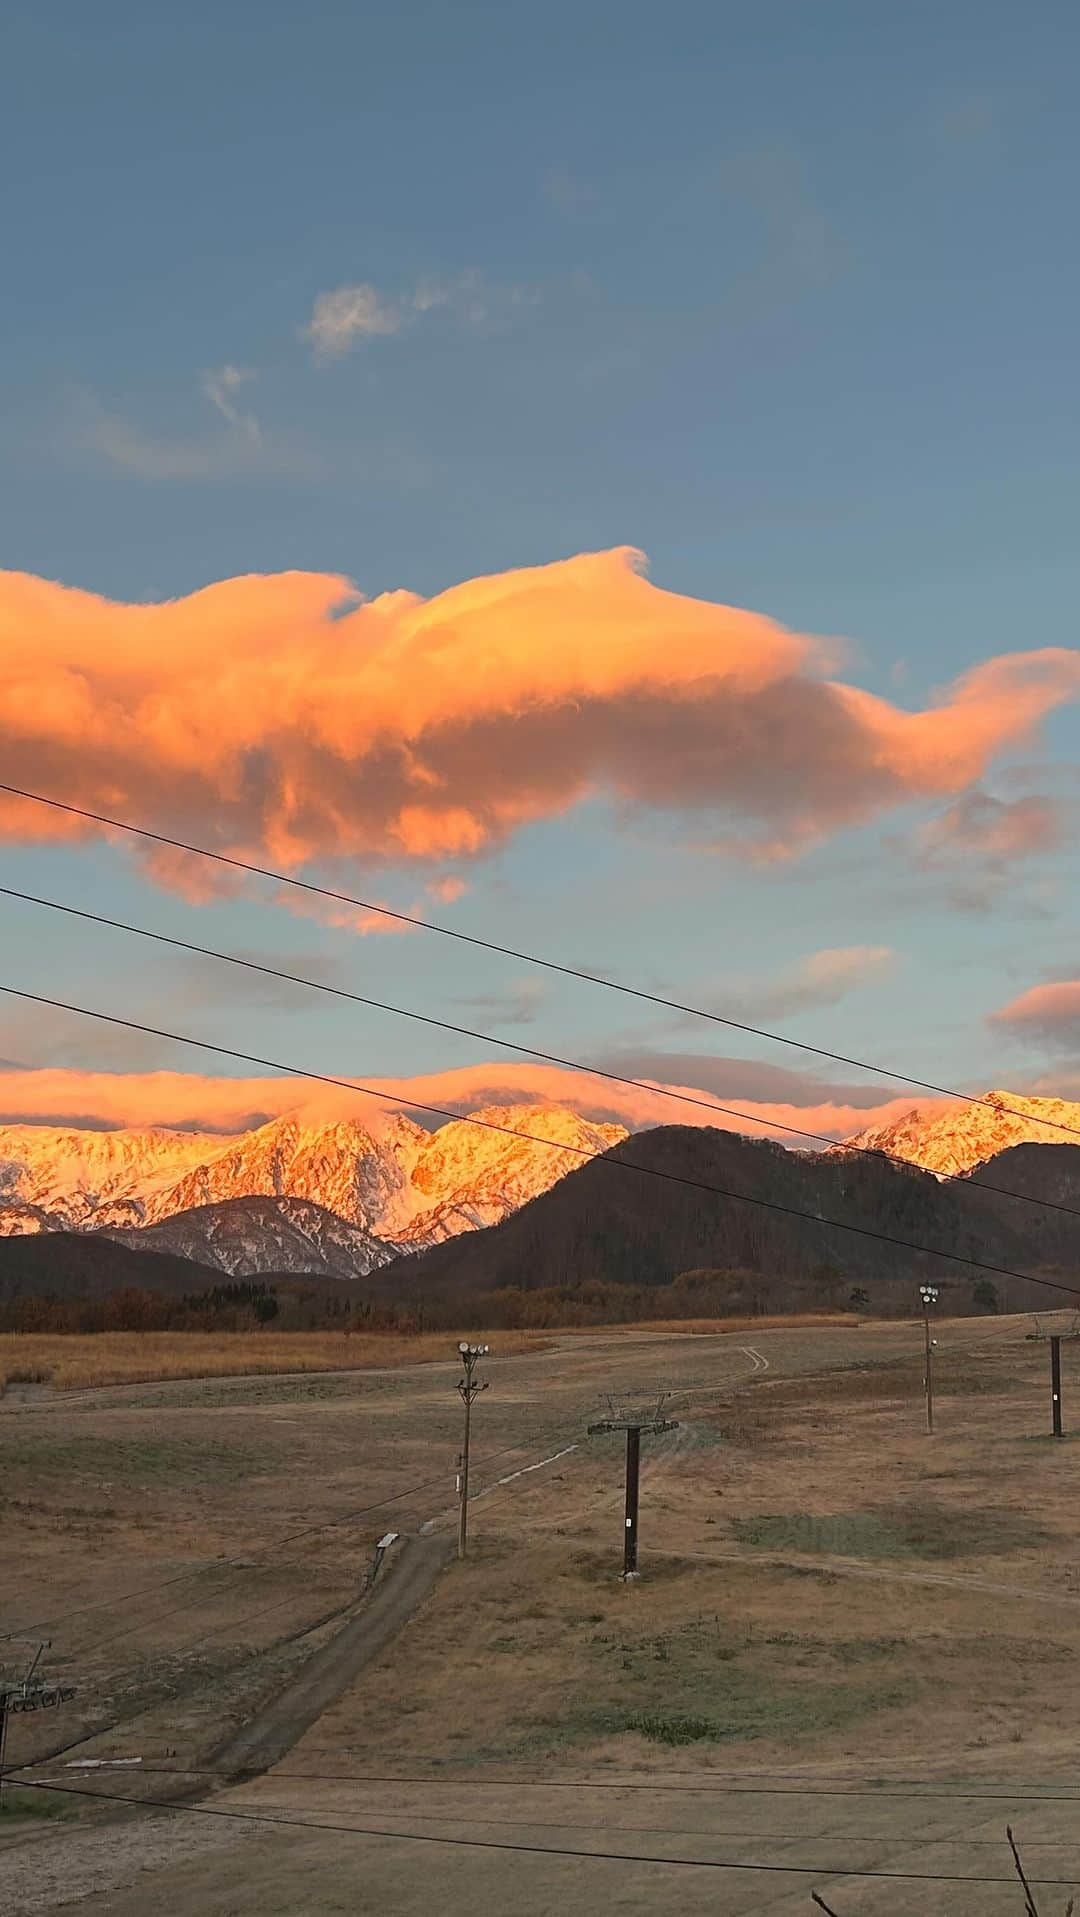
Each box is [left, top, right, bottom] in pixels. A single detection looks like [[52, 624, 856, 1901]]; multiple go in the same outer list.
[[2, 549, 1078, 888], [992, 981, 1080, 1049], [0, 1059, 928, 1145]]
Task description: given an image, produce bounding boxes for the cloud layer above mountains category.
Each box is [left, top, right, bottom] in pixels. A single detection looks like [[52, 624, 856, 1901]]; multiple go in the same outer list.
[[0, 1058, 928, 1145], [2, 548, 1078, 885]]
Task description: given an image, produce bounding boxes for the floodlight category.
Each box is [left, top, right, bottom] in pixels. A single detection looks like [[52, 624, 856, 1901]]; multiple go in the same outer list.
[[458, 1341, 469, 1354]]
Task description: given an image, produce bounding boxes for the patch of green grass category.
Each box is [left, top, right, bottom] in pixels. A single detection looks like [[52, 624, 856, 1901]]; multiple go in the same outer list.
[[618, 1713, 720, 1745], [0, 1788, 74, 1820], [549, 1669, 907, 1751], [120, 1375, 374, 1412], [1, 1432, 281, 1485], [730, 1506, 1051, 1561]]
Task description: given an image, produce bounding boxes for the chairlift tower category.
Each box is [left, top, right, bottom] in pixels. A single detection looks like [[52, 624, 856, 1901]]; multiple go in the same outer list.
[[588, 1392, 678, 1579]]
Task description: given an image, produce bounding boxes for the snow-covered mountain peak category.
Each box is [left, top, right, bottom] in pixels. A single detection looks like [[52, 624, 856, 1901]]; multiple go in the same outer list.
[[838, 1089, 1080, 1176], [0, 1098, 629, 1262]]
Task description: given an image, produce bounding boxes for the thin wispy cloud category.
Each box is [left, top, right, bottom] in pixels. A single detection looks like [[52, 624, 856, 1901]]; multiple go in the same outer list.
[[916, 789, 1063, 912], [720, 145, 847, 318], [304, 283, 404, 359], [541, 167, 600, 218], [200, 364, 261, 441], [679, 946, 896, 1029], [303, 271, 533, 360], [69, 389, 320, 485], [456, 978, 550, 1028]]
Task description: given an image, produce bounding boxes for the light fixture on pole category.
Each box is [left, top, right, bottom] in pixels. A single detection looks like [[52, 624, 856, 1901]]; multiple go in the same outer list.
[[919, 1284, 939, 1433], [456, 1343, 490, 1560]]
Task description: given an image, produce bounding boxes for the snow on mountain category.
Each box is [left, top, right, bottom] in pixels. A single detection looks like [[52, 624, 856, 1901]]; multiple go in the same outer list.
[[396, 1105, 627, 1244], [0, 1103, 629, 1270], [106, 1195, 396, 1280], [838, 1089, 1080, 1177], [0, 1124, 242, 1230], [141, 1113, 427, 1233]]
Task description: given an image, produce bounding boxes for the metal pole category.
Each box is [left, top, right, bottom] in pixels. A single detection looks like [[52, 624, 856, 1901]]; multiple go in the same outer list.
[[458, 1375, 473, 1560], [0, 1691, 8, 1801], [1051, 1334, 1063, 1438], [924, 1307, 934, 1434], [623, 1426, 640, 1578]]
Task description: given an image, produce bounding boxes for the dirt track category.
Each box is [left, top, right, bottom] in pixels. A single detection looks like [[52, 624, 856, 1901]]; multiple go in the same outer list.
[[208, 1534, 452, 1776]]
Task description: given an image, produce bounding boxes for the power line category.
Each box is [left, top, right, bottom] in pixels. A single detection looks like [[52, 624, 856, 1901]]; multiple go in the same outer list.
[[64, 1418, 575, 1670], [23, 1777, 1076, 1850], [11, 1777, 1080, 1887], [2, 1426, 564, 1646], [4, 777, 1080, 1147], [4, 984, 1080, 1305], [5, 882, 1080, 1233], [34, 1762, 1080, 1807]]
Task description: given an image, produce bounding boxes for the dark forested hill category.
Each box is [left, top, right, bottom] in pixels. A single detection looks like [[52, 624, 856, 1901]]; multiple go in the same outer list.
[[0, 1232, 224, 1301], [374, 1126, 1080, 1307]]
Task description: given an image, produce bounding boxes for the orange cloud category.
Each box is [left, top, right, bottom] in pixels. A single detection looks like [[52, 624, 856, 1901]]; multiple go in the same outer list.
[[0, 1058, 929, 1147], [2, 549, 1078, 884], [992, 981, 1080, 1049]]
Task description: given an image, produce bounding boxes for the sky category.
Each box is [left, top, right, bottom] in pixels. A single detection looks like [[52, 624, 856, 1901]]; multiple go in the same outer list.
[[2, 0, 1080, 1141]]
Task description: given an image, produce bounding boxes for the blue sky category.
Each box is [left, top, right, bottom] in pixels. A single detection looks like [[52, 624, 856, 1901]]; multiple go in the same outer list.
[[2, 0, 1079, 1134]]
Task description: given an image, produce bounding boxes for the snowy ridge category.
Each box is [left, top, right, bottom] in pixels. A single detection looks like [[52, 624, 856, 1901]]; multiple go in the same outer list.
[[837, 1089, 1080, 1177], [0, 1104, 629, 1269]]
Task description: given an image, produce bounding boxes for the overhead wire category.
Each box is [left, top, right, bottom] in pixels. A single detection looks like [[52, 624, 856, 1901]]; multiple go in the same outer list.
[[11, 1777, 1080, 1888], [35, 1760, 1080, 1808], [4, 778, 1080, 1146], [4, 984, 1080, 1306], [17, 1778, 1077, 1850], [66, 1420, 578, 1667], [5, 882, 1080, 1232], [2, 1423, 572, 1646]]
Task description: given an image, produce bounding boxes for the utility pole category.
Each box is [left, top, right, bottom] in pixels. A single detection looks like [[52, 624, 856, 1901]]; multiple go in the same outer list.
[[1051, 1334, 1063, 1438], [0, 1642, 64, 1800], [588, 1395, 678, 1579], [456, 1342, 489, 1560], [919, 1284, 939, 1433]]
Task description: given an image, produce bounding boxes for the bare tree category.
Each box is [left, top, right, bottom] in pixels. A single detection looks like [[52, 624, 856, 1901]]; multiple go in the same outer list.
[[810, 1828, 1074, 1917]]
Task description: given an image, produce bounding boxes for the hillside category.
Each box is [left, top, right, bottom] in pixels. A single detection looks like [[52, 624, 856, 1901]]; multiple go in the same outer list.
[[104, 1195, 396, 1280], [378, 1125, 1080, 1304], [0, 1232, 226, 1302]]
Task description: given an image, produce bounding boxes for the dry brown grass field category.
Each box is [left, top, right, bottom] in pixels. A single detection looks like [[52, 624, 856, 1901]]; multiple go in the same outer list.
[[2, 1311, 1078, 1916], [0, 1313, 851, 1391]]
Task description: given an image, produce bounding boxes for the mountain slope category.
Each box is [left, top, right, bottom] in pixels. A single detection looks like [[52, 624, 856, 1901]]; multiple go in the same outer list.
[[0, 1104, 628, 1252], [105, 1195, 396, 1279], [379, 1125, 1080, 1301], [0, 1232, 226, 1302], [839, 1090, 1080, 1177]]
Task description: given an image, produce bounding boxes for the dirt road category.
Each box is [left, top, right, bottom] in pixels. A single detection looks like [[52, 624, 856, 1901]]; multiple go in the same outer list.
[[209, 1533, 452, 1776]]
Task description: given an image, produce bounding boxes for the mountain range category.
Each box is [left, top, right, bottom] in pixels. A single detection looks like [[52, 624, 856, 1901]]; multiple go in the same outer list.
[[0, 1105, 625, 1277], [1, 1086, 1076, 1287]]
